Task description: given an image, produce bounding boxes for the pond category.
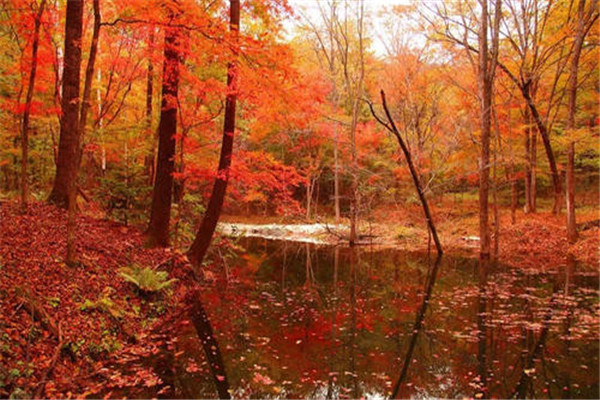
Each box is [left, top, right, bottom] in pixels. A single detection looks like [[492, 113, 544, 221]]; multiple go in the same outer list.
[[122, 238, 599, 399]]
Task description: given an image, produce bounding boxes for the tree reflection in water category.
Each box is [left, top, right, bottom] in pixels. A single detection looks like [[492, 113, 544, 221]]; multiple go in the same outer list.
[[188, 289, 231, 399], [119, 239, 598, 399], [391, 254, 442, 399]]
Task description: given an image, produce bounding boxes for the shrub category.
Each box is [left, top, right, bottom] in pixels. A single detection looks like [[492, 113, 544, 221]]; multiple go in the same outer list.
[[119, 265, 176, 294], [394, 226, 417, 240], [96, 163, 151, 225]]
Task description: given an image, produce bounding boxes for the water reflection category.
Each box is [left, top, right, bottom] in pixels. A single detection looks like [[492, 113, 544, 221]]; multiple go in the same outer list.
[[188, 289, 231, 399], [391, 254, 442, 398], [117, 239, 599, 399], [476, 262, 489, 399]]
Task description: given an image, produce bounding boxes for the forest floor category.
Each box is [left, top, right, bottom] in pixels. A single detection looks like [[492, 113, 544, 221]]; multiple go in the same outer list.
[[0, 202, 193, 398], [372, 200, 599, 269], [0, 200, 598, 398]]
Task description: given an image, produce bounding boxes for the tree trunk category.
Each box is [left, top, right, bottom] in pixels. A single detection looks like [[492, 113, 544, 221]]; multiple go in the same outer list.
[[521, 86, 562, 214], [78, 0, 100, 166], [97, 68, 106, 174], [530, 124, 537, 212], [349, 97, 359, 245], [333, 122, 340, 222], [497, 100, 517, 225], [314, 177, 320, 218], [566, 144, 576, 239], [490, 54, 563, 215], [187, 0, 240, 267], [492, 106, 499, 261], [20, 0, 46, 211], [48, 0, 84, 209], [328, 6, 340, 224], [146, 24, 180, 247], [478, 90, 491, 262], [66, 0, 99, 264], [173, 129, 185, 204], [306, 175, 312, 220], [348, 0, 365, 246], [478, 0, 501, 263], [566, 0, 588, 243], [523, 109, 532, 213], [145, 28, 156, 185], [510, 162, 517, 224], [478, 0, 491, 262], [372, 91, 443, 255], [80, 0, 101, 192]]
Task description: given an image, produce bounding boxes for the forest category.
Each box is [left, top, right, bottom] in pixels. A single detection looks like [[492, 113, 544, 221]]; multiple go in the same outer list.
[[0, 0, 599, 398]]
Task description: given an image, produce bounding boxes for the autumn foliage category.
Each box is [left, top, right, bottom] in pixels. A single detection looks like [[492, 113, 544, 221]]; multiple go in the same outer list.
[[0, 0, 598, 398]]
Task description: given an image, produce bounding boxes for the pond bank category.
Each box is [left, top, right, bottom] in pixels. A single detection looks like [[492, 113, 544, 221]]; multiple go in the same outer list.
[[218, 222, 348, 245], [218, 210, 599, 271]]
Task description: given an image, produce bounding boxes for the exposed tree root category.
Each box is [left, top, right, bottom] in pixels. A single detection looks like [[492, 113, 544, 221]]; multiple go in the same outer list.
[[34, 321, 63, 399], [18, 294, 59, 338]]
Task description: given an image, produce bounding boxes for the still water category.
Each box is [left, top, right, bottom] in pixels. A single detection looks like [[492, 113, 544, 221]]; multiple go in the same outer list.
[[125, 238, 599, 399]]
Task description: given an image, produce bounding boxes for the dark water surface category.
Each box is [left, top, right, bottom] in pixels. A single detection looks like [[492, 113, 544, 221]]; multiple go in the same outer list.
[[130, 239, 600, 399]]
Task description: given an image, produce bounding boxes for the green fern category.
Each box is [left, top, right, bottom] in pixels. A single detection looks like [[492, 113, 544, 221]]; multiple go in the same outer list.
[[119, 265, 176, 293], [79, 287, 125, 319]]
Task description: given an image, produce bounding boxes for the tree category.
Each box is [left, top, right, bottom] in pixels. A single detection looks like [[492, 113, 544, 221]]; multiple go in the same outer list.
[[308, 0, 341, 222], [565, 0, 599, 242], [430, 0, 502, 260], [48, 0, 84, 208], [429, 0, 565, 214], [477, 0, 501, 262], [377, 40, 454, 199], [327, 0, 367, 246], [302, 0, 367, 243], [144, 28, 156, 185], [187, 0, 240, 267], [347, 0, 365, 245], [497, 0, 566, 214], [146, 14, 181, 248], [20, 0, 47, 211], [67, 0, 101, 265], [369, 90, 443, 255], [78, 0, 101, 166]]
